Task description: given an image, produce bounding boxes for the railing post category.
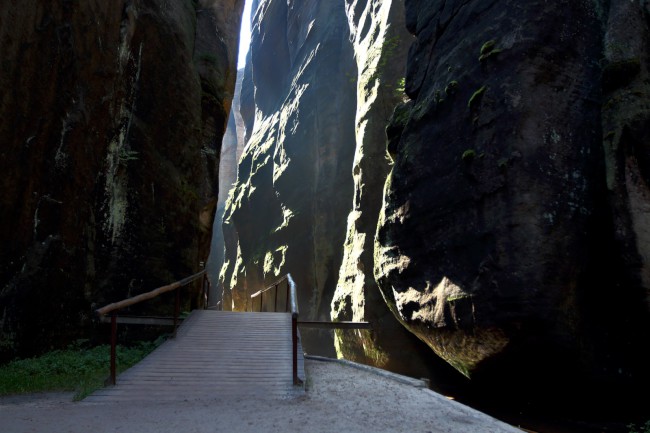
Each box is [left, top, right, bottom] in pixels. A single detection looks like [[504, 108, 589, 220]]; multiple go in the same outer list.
[[287, 274, 301, 385], [260, 290, 264, 312], [292, 313, 298, 385], [203, 273, 209, 310], [173, 286, 180, 337], [110, 313, 117, 386], [274, 284, 278, 312]]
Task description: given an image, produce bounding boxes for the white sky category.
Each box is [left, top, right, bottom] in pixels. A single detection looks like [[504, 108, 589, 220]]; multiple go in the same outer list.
[[237, 0, 253, 69]]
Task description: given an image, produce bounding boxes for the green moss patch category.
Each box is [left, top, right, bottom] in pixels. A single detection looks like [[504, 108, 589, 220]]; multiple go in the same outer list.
[[467, 86, 487, 110], [478, 40, 502, 62], [0, 340, 159, 400], [462, 149, 476, 162]]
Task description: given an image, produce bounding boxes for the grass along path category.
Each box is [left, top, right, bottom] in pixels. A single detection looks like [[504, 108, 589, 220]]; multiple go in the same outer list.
[[0, 340, 160, 400]]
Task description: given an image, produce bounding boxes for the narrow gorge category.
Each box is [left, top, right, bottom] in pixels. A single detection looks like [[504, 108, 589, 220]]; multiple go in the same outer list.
[[217, 0, 650, 419], [1, 0, 650, 429]]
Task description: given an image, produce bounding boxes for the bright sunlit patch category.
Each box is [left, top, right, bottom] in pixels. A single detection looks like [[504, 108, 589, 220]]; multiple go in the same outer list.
[[237, 0, 253, 69]]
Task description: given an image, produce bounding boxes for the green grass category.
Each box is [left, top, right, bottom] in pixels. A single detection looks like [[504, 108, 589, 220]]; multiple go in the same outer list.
[[0, 339, 160, 400]]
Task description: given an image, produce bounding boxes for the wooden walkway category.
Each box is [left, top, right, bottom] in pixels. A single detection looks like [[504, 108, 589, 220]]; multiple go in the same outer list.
[[85, 310, 305, 402]]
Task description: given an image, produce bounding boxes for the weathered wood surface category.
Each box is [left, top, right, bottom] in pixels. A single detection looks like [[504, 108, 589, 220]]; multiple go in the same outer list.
[[85, 310, 305, 402], [95, 270, 206, 316]]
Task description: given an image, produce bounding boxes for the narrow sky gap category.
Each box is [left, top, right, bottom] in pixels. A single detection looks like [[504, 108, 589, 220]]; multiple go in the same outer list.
[[237, 0, 253, 69]]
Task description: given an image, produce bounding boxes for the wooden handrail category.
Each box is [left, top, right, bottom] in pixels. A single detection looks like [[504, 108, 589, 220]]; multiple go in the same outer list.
[[296, 321, 371, 329], [96, 270, 206, 316], [249, 273, 302, 385], [287, 274, 298, 318], [250, 275, 290, 299], [95, 269, 207, 386], [249, 274, 370, 385]]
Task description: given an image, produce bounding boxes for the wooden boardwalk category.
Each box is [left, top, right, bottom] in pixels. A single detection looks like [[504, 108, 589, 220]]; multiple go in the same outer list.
[[85, 310, 305, 402]]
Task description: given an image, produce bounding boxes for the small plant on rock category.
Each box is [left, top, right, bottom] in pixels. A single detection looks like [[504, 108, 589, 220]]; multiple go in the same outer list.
[[479, 39, 502, 61], [462, 149, 476, 162], [467, 86, 486, 110]]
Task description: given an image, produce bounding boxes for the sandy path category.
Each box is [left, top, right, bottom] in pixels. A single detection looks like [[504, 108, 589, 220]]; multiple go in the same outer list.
[[0, 358, 521, 433]]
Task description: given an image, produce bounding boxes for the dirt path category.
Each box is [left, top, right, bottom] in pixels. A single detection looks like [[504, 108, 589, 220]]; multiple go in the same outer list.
[[0, 358, 521, 433]]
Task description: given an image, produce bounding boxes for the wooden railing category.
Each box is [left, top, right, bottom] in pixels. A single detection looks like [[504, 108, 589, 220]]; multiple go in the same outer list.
[[250, 274, 301, 385], [250, 274, 373, 385], [95, 269, 209, 385]]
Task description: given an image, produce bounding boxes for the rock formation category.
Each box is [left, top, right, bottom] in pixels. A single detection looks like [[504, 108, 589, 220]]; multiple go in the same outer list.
[[4, 0, 647, 415], [0, 0, 243, 360], [207, 69, 245, 305], [219, 0, 357, 352], [220, 2, 650, 404], [329, 0, 443, 378], [374, 0, 650, 399]]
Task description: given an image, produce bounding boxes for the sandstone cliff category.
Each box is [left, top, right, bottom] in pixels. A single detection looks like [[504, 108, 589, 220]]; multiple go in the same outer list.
[[220, 2, 650, 403], [218, 0, 467, 379], [0, 0, 243, 360], [375, 0, 650, 399], [220, 0, 357, 355], [207, 69, 245, 305], [329, 0, 444, 378]]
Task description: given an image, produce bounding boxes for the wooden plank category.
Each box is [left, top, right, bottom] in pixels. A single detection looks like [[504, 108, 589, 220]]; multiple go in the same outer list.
[[86, 309, 305, 403]]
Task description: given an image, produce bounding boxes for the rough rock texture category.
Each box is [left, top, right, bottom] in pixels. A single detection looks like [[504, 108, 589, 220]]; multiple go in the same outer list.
[[329, 0, 441, 378], [0, 0, 243, 360], [374, 0, 650, 396], [207, 69, 245, 305], [602, 2, 650, 304], [220, 0, 357, 352]]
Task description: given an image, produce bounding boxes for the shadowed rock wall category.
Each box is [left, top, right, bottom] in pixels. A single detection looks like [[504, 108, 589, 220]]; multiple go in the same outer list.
[[220, 0, 357, 353], [374, 0, 650, 401], [0, 0, 243, 360]]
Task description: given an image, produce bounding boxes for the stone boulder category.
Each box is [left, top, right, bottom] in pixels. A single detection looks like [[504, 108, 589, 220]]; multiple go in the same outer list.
[[375, 0, 650, 398]]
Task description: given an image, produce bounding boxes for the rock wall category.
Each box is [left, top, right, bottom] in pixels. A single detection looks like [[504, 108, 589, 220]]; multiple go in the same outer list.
[[329, 0, 442, 378], [220, 0, 357, 352], [374, 0, 650, 398], [207, 69, 245, 305], [603, 2, 650, 305], [0, 0, 243, 360]]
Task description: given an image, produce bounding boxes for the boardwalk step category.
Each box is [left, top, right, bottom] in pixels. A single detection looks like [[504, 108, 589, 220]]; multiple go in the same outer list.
[[85, 310, 305, 403]]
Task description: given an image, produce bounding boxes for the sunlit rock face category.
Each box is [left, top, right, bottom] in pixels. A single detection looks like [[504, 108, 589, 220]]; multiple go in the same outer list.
[[0, 0, 243, 360], [219, 0, 357, 352], [207, 69, 245, 305], [375, 0, 650, 392], [329, 0, 439, 378]]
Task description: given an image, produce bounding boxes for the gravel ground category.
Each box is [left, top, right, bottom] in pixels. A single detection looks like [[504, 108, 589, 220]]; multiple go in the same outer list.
[[0, 358, 522, 433]]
